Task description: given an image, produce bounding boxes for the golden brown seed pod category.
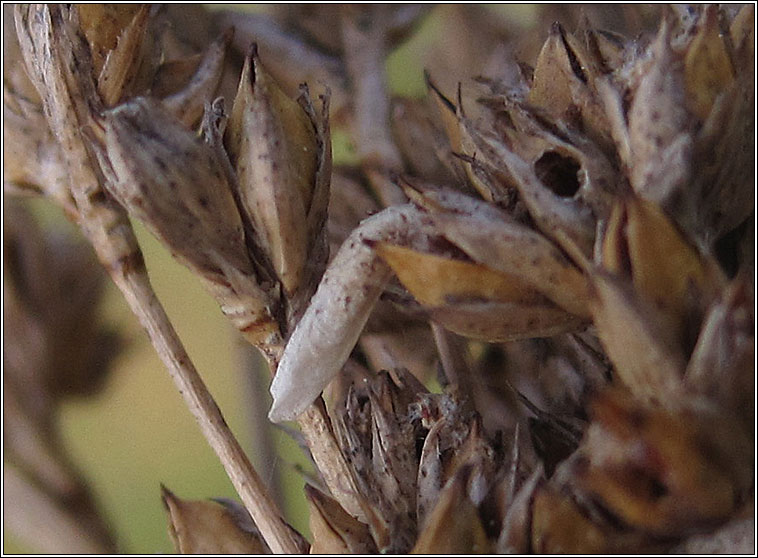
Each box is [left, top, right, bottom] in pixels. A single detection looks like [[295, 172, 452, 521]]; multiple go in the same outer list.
[[82, 5, 159, 107], [305, 484, 377, 554], [75, 4, 147, 76], [411, 465, 491, 554], [226, 45, 331, 299], [161, 486, 271, 554], [683, 6, 735, 121]]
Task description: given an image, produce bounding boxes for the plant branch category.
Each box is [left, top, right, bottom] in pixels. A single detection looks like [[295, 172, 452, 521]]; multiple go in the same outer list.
[[115, 269, 307, 554], [341, 5, 406, 206], [264, 348, 367, 522], [239, 342, 284, 509]]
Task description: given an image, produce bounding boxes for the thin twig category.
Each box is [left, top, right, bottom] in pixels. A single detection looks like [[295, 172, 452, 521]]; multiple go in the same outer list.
[[431, 323, 476, 414], [341, 5, 406, 206], [239, 341, 284, 509], [116, 270, 307, 554]]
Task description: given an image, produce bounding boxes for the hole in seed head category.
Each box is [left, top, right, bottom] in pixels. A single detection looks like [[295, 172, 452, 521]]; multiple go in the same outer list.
[[534, 150, 582, 198]]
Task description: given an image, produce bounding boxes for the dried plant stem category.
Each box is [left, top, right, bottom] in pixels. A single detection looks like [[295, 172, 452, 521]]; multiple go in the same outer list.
[[431, 324, 476, 413], [115, 269, 307, 555], [240, 343, 284, 508], [341, 6, 406, 206], [297, 402, 367, 521], [264, 349, 367, 522]]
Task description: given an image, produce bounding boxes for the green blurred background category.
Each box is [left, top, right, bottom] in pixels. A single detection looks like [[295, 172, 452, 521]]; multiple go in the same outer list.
[[4, 5, 538, 553]]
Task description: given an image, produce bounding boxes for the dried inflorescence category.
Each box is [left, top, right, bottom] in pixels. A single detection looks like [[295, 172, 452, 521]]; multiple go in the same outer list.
[[4, 3, 754, 554]]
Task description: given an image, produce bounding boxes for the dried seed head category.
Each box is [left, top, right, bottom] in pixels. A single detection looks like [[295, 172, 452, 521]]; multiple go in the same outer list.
[[465, 119, 597, 261], [75, 5, 149, 77], [390, 96, 459, 185], [101, 97, 281, 345], [683, 6, 735, 121], [497, 466, 543, 553], [411, 465, 491, 554], [79, 5, 160, 107], [371, 188, 589, 341], [377, 242, 542, 306], [589, 270, 688, 406], [685, 277, 754, 430], [425, 77, 508, 204], [424, 192, 591, 318], [594, 196, 727, 406], [160, 29, 233, 128], [530, 485, 610, 553], [226, 46, 331, 301]]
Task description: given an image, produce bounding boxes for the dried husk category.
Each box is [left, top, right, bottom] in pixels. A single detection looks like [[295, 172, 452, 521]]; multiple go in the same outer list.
[[566, 389, 752, 538], [100, 97, 281, 346], [305, 485, 376, 554], [428, 206, 591, 318], [160, 29, 233, 127], [161, 487, 271, 554], [411, 466, 491, 554], [685, 277, 755, 430], [594, 196, 727, 406], [226, 46, 331, 303]]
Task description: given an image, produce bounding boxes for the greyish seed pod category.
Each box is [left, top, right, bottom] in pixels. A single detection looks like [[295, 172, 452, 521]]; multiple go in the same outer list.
[[626, 20, 693, 206], [100, 97, 282, 347], [226, 45, 331, 305]]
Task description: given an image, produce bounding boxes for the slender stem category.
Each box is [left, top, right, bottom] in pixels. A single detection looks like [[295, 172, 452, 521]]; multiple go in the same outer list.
[[264, 348, 367, 522], [240, 341, 284, 509], [431, 323, 475, 414], [115, 268, 307, 554], [341, 6, 407, 207]]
